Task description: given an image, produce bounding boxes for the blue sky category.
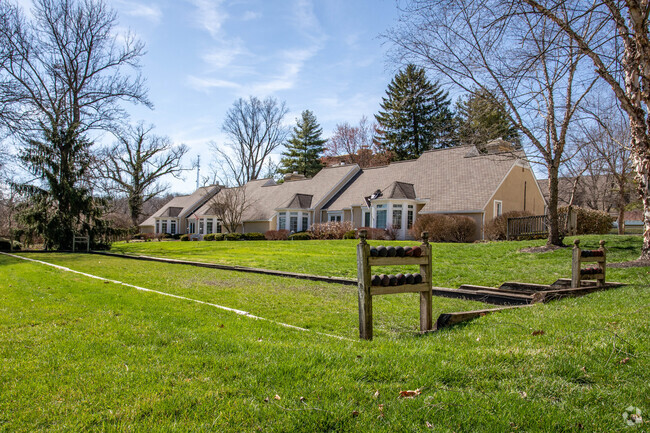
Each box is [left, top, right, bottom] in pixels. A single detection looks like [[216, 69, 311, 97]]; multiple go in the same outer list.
[[104, 0, 403, 193]]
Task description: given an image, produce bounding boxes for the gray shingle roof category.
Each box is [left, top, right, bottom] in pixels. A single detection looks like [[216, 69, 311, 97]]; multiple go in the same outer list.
[[139, 186, 219, 228], [325, 146, 524, 213], [194, 164, 360, 221], [286, 194, 313, 209]]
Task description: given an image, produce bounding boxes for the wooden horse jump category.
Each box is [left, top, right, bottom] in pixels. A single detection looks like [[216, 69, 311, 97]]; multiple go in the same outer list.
[[357, 230, 433, 340], [571, 239, 606, 288]]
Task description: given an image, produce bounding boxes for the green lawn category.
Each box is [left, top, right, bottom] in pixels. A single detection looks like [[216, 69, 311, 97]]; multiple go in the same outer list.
[[110, 235, 644, 286], [1, 237, 649, 432]]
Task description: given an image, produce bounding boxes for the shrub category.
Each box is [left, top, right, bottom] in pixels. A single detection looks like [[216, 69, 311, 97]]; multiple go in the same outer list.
[[0, 239, 12, 250], [180, 234, 189, 241], [484, 211, 533, 241], [559, 206, 615, 235], [409, 214, 478, 243], [0, 238, 23, 250], [131, 233, 144, 240], [289, 232, 312, 240], [265, 229, 289, 240], [203, 233, 216, 241], [91, 241, 110, 251], [171, 233, 182, 240], [244, 232, 265, 241], [343, 229, 356, 239], [161, 233, 172, 239], [447, 215, 478, 243], [356, 227, 388, 240], [225, 232, 242, 241], [309, 221, 353, 240]]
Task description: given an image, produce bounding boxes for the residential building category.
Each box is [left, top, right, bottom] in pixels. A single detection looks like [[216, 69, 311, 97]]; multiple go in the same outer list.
[[140, 143, 546, 240]]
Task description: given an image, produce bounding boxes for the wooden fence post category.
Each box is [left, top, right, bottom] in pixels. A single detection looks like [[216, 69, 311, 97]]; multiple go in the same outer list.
[[419, 231, 433, 332], [357, 230, 373, 340], [571, 239, 581, 288]]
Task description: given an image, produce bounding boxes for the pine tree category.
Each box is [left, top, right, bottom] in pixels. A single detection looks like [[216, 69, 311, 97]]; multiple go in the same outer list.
[[456, 88, 519, 148], [375, 64, 456, 160], [17, 124, 107, 250], [280, 110, 326, 177]]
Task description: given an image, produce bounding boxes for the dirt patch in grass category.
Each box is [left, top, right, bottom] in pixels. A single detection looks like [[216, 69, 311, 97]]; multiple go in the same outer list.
[[608, 259, 650, 268], [519, 245, 564, 254]]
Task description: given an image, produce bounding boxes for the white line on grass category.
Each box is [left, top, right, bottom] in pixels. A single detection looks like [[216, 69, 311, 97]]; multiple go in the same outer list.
[[2, 252, 355, 343]]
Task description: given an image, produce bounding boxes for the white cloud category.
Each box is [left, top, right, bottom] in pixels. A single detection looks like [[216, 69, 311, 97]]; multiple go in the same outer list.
[[187, 0, 227, 39], [242, 10, 261, 21], [246, 47, 318, 96], [187, 76, 241, 91], [125, 3, 162, 22], [202, 40, 247, 69]]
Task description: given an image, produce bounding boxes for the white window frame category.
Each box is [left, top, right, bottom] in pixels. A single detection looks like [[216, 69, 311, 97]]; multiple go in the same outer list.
[[300, 213, 310, 232], [362, 209, 371, 227], [289, 212, 299, 232], [328, 211, 343, 222], [277, 212, 287, 230], [494, 200, 503, 217]]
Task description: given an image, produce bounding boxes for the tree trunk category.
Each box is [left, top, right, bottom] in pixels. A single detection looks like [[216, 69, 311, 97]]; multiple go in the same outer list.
[[617, 207, 625, 235], [629, 113, 650, 259], [633, 152, 650, 259], [546, 163, 563, 246]]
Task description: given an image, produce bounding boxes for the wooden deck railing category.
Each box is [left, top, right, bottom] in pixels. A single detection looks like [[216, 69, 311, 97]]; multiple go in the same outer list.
[[506, 215, 548, 240]]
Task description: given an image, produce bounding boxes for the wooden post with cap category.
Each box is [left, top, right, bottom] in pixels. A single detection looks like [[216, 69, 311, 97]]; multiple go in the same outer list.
[[419, 231, 433, 332], [357, 229, 373, 340]]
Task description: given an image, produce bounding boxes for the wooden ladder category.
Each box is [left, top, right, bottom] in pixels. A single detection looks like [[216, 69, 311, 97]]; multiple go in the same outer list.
[[571, 239, 606, 288], [357, 230, 433, 340]]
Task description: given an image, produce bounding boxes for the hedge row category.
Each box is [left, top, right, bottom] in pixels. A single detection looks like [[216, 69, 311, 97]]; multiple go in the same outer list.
[[559, 206, 615, 235], [408, 214, 477, 243]]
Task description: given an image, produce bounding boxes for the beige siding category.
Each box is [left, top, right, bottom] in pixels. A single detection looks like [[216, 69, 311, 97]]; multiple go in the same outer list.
[[485, 166, 546, 221], [243, 221, 271, 234], [352, 207, 362, 227]]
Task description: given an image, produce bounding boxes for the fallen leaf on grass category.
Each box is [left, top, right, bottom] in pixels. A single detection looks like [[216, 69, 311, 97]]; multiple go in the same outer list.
[[300, 396, 306, 402], [264, 397, 269, 403], [426, 421, 434, 428], [399, 388, 421, 398], [352, 410, 359, 417], [274, 394, 281, 400], [619, 357, 630, 364], [519, 391, 527, 399], [373, 390, 380, 399], [532, 330, 545, 336]]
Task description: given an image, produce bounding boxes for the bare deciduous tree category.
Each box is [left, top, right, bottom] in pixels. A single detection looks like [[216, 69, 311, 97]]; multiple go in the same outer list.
[[387, 0, 598, 245], [0, 0, 149, 137], [211, 96, 288, 187], [0, 0, 149, 249], [516, 0, 650, 258], [208, 186, 251, 234], [325, 117, 392, 168], [100, 123, 189, 227], [579, 100, 634, 234]]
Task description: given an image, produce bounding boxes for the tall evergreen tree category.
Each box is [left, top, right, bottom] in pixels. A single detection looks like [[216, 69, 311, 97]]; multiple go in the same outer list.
[[375, 64, 456, 160], [280, 110, 326, 177], [18, 124, 107, 250], [456, 88, 519, 148]]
